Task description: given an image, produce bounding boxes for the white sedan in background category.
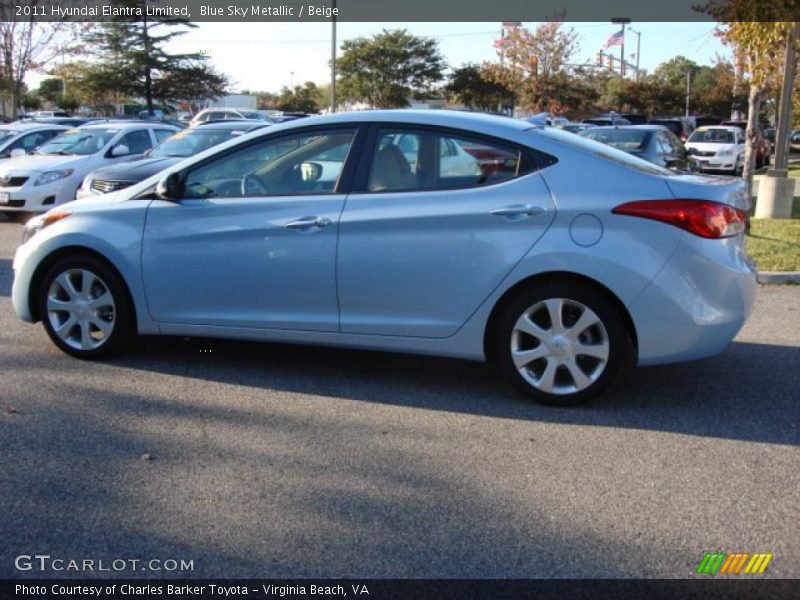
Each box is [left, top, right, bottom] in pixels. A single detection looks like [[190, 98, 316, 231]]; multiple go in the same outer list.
[[0, 121, 178, 218], [684, 126, 745, 174]]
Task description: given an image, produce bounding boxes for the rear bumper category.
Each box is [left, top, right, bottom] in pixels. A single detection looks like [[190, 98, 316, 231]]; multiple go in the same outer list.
[[628, 233, 757, 365]]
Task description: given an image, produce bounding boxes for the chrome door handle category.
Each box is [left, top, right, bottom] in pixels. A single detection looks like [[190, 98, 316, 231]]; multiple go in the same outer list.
[[490, 205, 545, 218], [285, 216, 332, 230]]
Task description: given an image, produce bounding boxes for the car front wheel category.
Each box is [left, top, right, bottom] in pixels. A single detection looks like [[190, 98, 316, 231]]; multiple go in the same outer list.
[[38, 255, 134, 359], [493, 281, 632, 406]]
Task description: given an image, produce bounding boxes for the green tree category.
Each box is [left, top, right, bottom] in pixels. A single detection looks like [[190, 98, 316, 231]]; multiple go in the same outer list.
[[338, 29, 446, 108], [277, 82, 321, 113], [84, 0, 204, 115], [445, 63, 512, 111], [51, 61, 129, 113], [693, 60, 736, 117], [59, 93, 81, 114], [20, 92, 40, 111], [37, 78, 64, 106], [153, 62, 229, 113], [652, 56, 702, 89]]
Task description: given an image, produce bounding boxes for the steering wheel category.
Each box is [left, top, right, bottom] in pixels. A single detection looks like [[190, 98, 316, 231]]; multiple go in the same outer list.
[[241, 172, 269, 196]]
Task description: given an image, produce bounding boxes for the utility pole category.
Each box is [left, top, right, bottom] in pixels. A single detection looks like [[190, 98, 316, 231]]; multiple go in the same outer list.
[[685, 70, 691, 117], [755, 22, 798, 219], [330, 0, 337, 112], [628, 27, 641, 81]]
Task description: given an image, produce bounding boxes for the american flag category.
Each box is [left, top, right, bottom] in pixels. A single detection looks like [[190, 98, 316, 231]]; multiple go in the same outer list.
[[493, 36, 512, 49], [603, 29, 624, 49]]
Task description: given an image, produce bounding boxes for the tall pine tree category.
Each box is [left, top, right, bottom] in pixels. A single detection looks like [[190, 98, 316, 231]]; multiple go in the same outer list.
[[84, 0, 205, 115]]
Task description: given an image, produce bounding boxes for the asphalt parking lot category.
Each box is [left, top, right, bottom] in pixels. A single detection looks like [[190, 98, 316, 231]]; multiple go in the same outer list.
[[0, 214, 797, 580]]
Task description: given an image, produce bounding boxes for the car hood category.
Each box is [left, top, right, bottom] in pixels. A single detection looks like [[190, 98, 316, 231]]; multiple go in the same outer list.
[[0, 153, 89, 174], [59, 191, 124, 212], [87, 156, 182, 181], [685, 142, 737, 153]]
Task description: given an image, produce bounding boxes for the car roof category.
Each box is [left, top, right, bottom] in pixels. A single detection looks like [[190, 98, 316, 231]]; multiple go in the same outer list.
[[2, 121, 70, 131], [79, 120, 179, 130], [192, 120, 269, 130], [272, 109, 534, 132], [583, 125, 665, 131], [692, 125, 741, 132]]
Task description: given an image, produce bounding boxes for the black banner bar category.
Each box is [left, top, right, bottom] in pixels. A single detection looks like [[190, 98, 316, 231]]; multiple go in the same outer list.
[[2, 579, 799, 600]]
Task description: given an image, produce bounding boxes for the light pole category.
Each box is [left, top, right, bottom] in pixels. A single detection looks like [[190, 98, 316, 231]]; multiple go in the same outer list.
[[628, 26, 641, 81], [611, 17, 630, 81], [685, 70, 691, 117]]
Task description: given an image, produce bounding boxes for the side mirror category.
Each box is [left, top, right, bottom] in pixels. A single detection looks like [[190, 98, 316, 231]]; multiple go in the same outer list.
[[9, 148, 25, 158], [111, 144, 130, 157], [155, 172, 182, 200], [298, 161, 322, 182]]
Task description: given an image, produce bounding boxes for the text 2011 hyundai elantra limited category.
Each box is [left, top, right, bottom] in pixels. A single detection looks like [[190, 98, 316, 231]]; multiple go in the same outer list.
[[12, 110, 757, 406]]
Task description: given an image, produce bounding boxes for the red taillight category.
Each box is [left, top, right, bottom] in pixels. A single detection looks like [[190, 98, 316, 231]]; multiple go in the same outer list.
[[612, 200, 746, 239]]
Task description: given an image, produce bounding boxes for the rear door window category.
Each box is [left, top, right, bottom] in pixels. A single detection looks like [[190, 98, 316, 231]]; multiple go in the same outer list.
[[365, 127, 529, 193]]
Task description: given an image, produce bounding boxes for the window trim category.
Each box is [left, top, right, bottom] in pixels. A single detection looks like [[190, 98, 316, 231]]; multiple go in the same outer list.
[[351, 123, 546, 195]]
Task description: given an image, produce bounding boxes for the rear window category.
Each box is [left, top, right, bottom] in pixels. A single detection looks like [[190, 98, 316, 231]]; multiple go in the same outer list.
[[538, 127, 673, 176], [580, 128, 648, 150], [688, 129, 735, 144]]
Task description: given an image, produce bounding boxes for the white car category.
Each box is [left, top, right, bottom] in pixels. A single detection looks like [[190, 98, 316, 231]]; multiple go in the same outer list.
[[0, 121, 178, 217], [0, 121, 70, 159], [189, 108, 268, 127], [684, 126, 744, 174]]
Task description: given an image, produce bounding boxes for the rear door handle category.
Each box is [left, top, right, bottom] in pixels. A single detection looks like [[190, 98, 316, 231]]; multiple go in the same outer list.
[[490, 205, 545, 219], [285, 216, 332, 231]]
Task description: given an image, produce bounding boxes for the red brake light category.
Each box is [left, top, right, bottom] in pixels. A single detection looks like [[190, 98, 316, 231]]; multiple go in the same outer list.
[[612, 200, 746, 239]]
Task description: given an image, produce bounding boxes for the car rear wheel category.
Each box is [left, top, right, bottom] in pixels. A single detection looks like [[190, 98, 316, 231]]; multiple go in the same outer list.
[[38, 255, 134, 359], [493, 281, 632, 406]]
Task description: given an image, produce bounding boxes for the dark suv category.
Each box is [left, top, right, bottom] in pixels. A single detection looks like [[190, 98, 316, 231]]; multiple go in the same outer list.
[[648, 117, 694, 142]]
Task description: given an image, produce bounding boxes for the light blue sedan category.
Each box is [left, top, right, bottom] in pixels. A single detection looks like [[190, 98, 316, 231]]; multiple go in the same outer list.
[[12, 110, 757, 406]]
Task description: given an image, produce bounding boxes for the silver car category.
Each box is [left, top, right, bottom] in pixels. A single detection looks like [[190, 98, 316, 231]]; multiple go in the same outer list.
[[12, 110, 756, 406]]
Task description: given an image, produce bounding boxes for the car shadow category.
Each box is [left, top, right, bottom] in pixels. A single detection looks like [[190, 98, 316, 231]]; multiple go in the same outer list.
[[103, 336, 799, 447]]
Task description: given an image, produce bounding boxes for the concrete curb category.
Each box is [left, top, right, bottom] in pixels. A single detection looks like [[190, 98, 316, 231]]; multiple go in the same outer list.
[[757, 271, 800, 284]]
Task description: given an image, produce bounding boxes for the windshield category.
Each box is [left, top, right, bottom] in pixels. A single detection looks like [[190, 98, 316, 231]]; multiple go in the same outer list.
[[580, 129, 648, 151], [150, 128, 253, 158], [0, 130, 16, 146], [688, 129, 735, 144], [36, 128, 117, 156]]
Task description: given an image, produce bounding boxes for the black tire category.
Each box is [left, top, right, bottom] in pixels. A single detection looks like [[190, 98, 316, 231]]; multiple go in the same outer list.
[[38, 254, 135, 359], [492, 280, 633, 407]]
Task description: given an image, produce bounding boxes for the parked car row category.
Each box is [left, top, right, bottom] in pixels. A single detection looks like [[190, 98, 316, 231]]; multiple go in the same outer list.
[[0, 116, 285, 218]]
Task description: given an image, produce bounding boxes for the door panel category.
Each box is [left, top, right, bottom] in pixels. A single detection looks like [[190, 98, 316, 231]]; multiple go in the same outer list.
[[142, 196, 344, 330], [337, 173, 555, 337], [141, 127, 357, 331]]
